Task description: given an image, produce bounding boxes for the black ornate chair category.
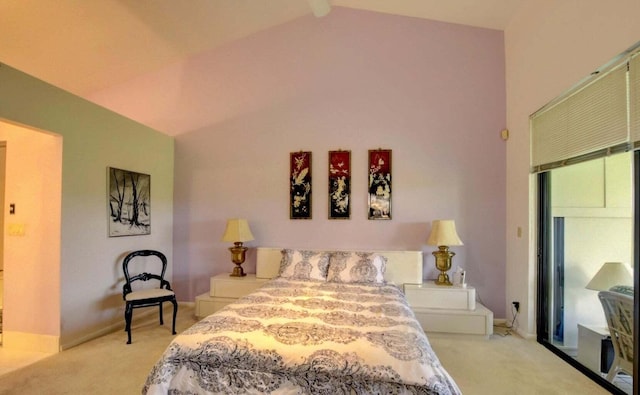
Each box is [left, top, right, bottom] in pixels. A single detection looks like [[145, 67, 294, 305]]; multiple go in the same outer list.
[[122, 250, 177, 344]]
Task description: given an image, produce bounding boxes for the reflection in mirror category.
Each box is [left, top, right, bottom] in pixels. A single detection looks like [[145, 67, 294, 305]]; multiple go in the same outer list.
[[544, 153, 633, 394]]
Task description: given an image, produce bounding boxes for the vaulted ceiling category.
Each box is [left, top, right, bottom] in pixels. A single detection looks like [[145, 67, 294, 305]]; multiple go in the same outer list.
[[0, 0, 522, 134]]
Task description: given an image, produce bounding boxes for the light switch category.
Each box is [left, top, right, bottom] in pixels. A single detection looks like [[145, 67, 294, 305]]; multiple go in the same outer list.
[[8, 223, 25, 236]]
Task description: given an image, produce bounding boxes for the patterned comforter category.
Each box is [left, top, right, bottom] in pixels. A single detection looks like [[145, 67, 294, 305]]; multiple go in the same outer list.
[[143, 278, 461, 394]]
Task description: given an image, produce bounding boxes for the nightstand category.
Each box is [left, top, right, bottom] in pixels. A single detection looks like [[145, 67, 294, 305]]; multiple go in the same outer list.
[[195, 274, 267, 318], [404, 281, 493, 337], [577, 324, 613, 374]]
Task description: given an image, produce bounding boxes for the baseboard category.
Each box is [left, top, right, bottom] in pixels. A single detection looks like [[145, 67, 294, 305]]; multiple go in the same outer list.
[[3, 331, 60, 353], [492, 318, 537, 339], [60, 316, 128, 351], [515, 327, 536, 340], [61, 303, 191, 351]]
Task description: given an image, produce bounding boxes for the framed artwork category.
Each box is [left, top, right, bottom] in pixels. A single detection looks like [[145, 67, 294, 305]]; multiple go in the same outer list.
[[290, 151, 312, 219], [328, 150, 351, 219], [368, 149, 392, 220], [108, 167, 151, 236]]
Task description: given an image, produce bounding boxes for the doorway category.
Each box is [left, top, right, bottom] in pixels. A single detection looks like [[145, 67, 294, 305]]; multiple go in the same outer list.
[[0, 142, 5, 340], [0, 120, 62, 359]]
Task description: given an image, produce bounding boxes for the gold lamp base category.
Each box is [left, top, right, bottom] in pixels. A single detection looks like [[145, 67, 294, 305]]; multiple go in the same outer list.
[[230, 265, 246, 277], [229, 242, 248, 277], [432, 246, 455, 286]]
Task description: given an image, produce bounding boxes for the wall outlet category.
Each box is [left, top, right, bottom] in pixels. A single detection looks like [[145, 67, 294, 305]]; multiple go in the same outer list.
[[512, 301, 520, 312]]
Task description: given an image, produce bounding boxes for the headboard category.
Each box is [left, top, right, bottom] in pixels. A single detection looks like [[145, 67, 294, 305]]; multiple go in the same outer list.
[[256, 247, 423, 285]]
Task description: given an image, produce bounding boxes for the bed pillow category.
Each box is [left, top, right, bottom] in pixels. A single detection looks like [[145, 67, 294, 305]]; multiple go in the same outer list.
[[326, 251, 387, 284], [278, 249, 330, 281]]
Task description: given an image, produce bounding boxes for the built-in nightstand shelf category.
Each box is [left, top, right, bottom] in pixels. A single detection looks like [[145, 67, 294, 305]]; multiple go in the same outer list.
[[404, 282, 476, 310], [404, 281, 493, 337], [195, 274, 267, 318]]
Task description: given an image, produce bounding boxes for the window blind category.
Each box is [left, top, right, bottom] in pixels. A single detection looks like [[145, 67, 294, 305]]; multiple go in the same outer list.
[[531, 63, 629, 172], [631, 53, 640, 147]]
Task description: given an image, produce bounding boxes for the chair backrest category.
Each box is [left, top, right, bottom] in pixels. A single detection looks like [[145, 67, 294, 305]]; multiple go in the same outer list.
[[122, 250, 171, 298], [598, 290, 634, 366]]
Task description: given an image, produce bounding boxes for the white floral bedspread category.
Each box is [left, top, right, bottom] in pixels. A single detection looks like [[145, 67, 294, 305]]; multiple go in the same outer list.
[[143, 278, 461, 394]]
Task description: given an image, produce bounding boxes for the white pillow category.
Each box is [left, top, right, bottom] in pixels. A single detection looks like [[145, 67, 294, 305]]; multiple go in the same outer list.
[[326, 251, 387, 284], [278, 249, 330, 281]]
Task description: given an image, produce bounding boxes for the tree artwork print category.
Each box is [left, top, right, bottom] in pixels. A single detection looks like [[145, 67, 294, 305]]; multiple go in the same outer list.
[[108, 167, 151, 236], [290, 151, 312, 219], [368, 149, 392, 220], [329, 150, 351, 219]]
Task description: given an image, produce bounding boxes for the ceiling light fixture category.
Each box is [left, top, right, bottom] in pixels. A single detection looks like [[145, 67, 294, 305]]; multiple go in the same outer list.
[[308, 0, 331, 17]]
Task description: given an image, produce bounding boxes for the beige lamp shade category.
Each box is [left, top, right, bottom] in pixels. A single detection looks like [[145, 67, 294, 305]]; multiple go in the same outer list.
[[427, 220, 463, 246], [586, 262, 633, 291], [221, 219, 254, 243]]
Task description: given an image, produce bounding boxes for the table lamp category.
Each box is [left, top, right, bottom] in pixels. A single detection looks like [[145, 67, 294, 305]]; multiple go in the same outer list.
[[586, 262, 633, 291], [427, 220, 463, 286], [221, 218, 254, 277]]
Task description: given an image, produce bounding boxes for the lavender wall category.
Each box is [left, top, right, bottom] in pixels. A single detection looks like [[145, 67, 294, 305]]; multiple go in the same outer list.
[[172, 8, 507, 316]]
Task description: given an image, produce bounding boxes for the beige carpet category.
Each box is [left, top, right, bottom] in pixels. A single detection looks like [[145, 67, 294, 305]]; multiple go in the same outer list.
[[0, 305, 200, 395], [0, 305, 612, 394], [429, 332, 610, 395]]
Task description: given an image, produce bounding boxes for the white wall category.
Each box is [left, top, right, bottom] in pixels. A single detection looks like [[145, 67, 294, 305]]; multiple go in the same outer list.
[[505, 0, 640, 337], [0, 64, 174, 349]]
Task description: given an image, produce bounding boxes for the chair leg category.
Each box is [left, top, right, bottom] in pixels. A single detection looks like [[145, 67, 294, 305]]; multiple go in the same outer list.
[[171, 299, 178, 335], [159, 302, 164, 325], [606, 363, 620, 382], [125, 303, 133, 345]]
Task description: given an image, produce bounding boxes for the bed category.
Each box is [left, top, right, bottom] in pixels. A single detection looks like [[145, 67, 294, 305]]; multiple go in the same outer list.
[[143, 248, 461, 394]]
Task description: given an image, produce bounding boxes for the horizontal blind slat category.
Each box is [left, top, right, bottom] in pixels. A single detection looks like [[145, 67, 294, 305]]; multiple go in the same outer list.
[[531, 64, 629, 168], [631, 54, 640, 145]]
